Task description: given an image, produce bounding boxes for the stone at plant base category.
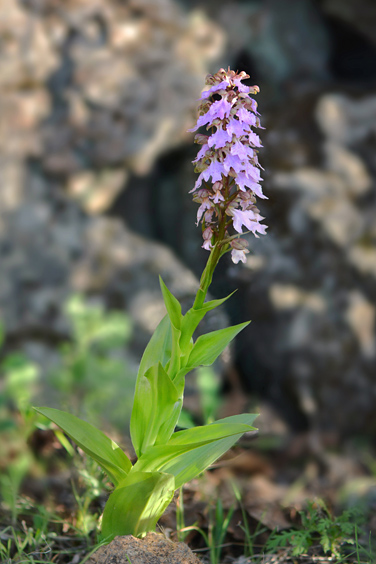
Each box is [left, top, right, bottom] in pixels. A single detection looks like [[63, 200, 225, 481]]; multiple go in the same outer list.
[[87, 532, 202, 564]]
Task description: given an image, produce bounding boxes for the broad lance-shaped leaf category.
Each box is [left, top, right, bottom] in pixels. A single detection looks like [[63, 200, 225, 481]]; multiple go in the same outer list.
[[138, 314, 172, 378], [159, 277, 182, 331], [187, 321, 250, 369], [132, 414, 258, 489], [34, 407, 131, 486], [159, 277, 183, 377], [179, 291, 236, 351], [130, 362, 181, 457], [101, 471, 175, 540]]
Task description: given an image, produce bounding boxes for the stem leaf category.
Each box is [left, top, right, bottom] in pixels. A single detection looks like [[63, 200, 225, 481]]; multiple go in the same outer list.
[[130, 362, 181, 457], [33, 407, 131, 485], [159, 277, 182, 330], [101, 471, 175, 541], [187, 321, 250, 368], [138, 314, 172, 377], [133, 414, 258, 489], [180, 291, 236, 350]]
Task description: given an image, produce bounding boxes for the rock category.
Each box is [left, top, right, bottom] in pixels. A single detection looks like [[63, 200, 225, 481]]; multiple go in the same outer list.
[[67, 169, 128, 214], [323, 141, 372, 196], [274, 168, 365, 247], [0, 0, 225, 212], [41, 0, 223, 185], [0, 168, 200, 348], [345, 291, 376, 358], [0, 0, 59, 88], [309, 197, 364, 248], [347, 246, 376, 279], [86, 532, 202, 564], [315, 93, 376, 146], [217, 0, 329, 88], [269, 284, 325, 313]]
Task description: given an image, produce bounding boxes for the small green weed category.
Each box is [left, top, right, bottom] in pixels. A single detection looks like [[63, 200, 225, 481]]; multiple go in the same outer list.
[[0, 451, 106, 563], [231, 480, 268, 559], [266, 499, 370, 561], [177, 495, 235, 564]]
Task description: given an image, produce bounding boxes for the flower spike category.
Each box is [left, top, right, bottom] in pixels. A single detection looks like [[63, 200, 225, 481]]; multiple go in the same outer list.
[[189, 68, 267, 263]]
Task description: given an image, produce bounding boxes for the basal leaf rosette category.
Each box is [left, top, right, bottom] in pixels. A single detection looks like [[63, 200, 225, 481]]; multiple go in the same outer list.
[[189, 68, 267, 264]]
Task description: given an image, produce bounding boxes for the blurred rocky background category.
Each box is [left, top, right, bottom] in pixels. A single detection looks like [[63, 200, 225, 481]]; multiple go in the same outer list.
[[1, 0, 376, 443]]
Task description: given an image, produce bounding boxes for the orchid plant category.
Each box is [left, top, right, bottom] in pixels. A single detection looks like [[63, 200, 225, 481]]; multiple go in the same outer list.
[[35, 68, 267, 542]]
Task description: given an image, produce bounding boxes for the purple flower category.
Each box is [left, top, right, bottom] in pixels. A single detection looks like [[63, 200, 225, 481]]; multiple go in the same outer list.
[[208, 127, 232, 149], [243, 164, 262, 183], [231, 208, 267, 236], [209, 98, 232, 121], [237, 107, 256, 127], [202, 160, 226, 184], [223, 153, 244, 174], [193, 145, 210, 163], [247, 130, 262, 147], [188, 99, 232, 132], [230, 237, 250, 264], [202, 226, 214, 250], [196, 196, 213, 223], [231, 249, 248, 263], [187, 114, 211, 132], [226, 118, 250, 138], [193, 143, 210, 163], [199, 80, 229, 100], [233, 78, 250, 93], [236, 172, 266, 199], [211, 181, 225, 203], [230, 140, 250, 161]]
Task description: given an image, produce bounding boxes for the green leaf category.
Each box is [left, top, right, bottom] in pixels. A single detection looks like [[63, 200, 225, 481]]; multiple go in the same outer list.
[[158, 278, 183, 378], [171, 365, 192, 388], [130, 363, 182, 457], [159, 277, 182, 330], [33, 407, 131, 485], [133, 414, 257, 489], [180, 292, 236, 350], [187, 321, 250, 368], [138, 314, 172, 378], [168, 414, 258, 445], [101, 471, 175, 540]]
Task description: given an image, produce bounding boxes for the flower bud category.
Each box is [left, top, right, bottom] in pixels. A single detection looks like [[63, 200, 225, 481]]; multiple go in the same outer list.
[[204, 209, 215, 223], [193, 189, 209, 202], [230, 237, 249, 250], [212, 180, 223, 192], [194, 134, 209, 145], [238, 71, 250, 80], [198, 101, 211, 115], [203, 226, 213, 240], [205, 74, 216, 85]]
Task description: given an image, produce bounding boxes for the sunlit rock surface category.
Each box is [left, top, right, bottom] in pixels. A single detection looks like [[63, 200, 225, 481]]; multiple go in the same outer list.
[[0, 0, 224, 211]]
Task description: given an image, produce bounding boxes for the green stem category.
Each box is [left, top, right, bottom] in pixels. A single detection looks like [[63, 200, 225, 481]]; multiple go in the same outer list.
[[193, 192, 229, 310]]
